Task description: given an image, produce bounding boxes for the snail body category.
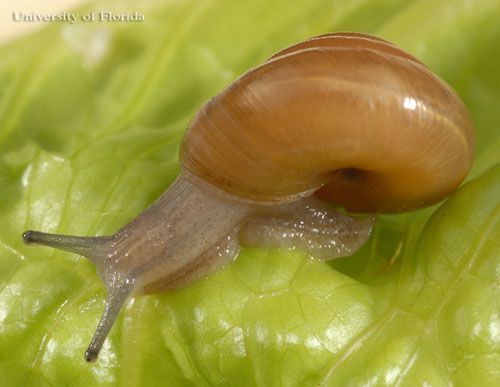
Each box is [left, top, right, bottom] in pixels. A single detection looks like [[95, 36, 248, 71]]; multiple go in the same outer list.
[[23, 32, 475, 362]]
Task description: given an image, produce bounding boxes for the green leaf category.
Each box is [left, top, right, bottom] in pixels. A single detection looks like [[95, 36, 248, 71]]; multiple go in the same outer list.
[[0, 0, 499, 386]]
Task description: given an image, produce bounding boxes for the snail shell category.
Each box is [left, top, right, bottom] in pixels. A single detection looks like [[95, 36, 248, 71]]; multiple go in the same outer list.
[[22, 32, 475, 362], [182, 32, 474, 211]]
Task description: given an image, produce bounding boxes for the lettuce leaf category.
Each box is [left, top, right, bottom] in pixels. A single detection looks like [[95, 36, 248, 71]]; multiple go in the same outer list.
[[0, 0, 499, 385]]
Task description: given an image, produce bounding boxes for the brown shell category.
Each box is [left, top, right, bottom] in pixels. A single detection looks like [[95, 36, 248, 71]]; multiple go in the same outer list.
[[180, 32, 475, 213]]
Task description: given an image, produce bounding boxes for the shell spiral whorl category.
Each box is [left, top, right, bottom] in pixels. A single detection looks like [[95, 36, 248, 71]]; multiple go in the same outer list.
[[181, 32, 475, 212]]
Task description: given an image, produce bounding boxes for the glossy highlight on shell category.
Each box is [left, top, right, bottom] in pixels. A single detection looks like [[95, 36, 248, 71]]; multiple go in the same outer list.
[[22, 32, 475, 362]]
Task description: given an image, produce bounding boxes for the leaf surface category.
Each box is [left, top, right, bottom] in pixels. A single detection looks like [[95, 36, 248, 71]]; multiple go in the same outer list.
[[0, 0, 499, 385]]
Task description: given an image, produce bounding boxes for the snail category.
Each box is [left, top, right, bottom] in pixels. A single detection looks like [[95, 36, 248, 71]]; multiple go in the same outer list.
[[22, 32, 475, 362]]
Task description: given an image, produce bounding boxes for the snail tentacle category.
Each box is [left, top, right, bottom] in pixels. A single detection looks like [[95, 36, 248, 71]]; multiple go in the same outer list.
[[22, 230, 110, 265], [84, 276, 134, 362]]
